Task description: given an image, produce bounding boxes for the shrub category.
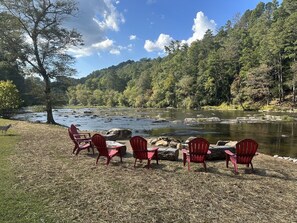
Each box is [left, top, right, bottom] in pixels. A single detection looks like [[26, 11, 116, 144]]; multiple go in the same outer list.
[[0, 80, 21, 117]]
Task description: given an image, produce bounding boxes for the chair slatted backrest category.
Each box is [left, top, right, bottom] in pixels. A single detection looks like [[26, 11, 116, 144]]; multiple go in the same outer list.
[[92, 134, 109, 156], [236, 139, 258, 164], [70, 124, 81, 139], [130, 136, 149, 160], [188, 138, 210, 163], [68, 127, 77, 144]]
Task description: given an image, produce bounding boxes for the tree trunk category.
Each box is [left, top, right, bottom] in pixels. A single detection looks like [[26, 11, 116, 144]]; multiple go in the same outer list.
[[276, 55, 284, 102], [292, 59, 296, 107], [44, 76, 56, 124], [293, 74, 295, 106]]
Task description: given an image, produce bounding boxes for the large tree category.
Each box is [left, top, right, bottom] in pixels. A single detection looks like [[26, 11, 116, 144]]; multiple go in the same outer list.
[[0, 0, 82, 124]]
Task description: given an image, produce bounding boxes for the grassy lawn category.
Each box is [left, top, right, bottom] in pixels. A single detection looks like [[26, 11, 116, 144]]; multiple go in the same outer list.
[[0, 120, 58, 222], [1, 118, 297, 222]]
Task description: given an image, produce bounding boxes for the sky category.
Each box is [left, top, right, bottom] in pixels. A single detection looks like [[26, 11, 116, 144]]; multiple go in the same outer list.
[[67, 0, 273, 78]]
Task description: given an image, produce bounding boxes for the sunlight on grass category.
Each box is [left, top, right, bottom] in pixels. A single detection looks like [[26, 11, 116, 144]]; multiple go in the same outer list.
[[202, 103, 243, 111], [0, 119, 56, 223]]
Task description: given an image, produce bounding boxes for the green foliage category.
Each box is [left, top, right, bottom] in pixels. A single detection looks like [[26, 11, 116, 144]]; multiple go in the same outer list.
[[30, 105, 46, 112], [2, 0, 297, 111], [0, 0, 83, 124], [66, 0, 297, 110], [281, 114, 295, 121], [206, 102, 242, 111], [0, 80, 21, 117], [244, 65, 272, 103], [0, 16, 26, 105]]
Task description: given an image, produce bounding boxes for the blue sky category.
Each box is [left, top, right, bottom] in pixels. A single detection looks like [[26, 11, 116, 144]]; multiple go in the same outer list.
[[68, 0, 273, 78]]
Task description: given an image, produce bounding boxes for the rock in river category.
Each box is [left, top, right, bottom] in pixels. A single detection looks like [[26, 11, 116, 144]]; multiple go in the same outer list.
[[105, 128, 132, 140]]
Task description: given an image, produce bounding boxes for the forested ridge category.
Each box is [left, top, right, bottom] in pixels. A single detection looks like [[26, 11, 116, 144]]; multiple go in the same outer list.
[[1, 0, 297, 111], [67, 0, 297, 110]]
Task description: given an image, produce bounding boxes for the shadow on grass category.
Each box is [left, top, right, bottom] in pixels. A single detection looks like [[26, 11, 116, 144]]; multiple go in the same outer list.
[[79, 152, 297, 182], [211, 165, 297, 182], [86, 153, 97, 158], [252, 168, 296, 181], [0, 133, 18, 137]]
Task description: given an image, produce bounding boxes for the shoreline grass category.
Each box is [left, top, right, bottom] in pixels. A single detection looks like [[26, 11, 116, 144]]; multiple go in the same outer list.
[[1, 119, 297, 222]]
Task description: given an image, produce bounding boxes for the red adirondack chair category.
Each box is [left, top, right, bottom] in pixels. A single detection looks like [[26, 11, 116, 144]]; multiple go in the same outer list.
[[68, 124, 94, 155], [129, 136, 158, 169], [92, 134, 123, 166], [70, 124, 92, 140], [225, 138, 258, 174], [182, 137, 211, 171]]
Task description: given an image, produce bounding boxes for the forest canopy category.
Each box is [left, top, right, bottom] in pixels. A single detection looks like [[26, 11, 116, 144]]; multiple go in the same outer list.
[[1, 0, 297, 111], [67, 0, 297, 110]]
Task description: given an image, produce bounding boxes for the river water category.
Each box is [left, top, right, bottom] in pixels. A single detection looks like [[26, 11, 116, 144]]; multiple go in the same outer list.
[[13, 107, 297, 158]]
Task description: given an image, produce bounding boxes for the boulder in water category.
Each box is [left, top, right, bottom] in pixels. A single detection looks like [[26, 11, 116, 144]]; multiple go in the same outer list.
[[105, 128, 132, 140]]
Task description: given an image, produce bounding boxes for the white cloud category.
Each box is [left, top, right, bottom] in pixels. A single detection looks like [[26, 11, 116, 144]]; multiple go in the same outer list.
[[92, 39, 114, 50], [144, 33, 174, 52], [66, 0, 126, 57], [67, 46, 93, 58], [69, 38, 123, 57], [118, 44, 133, 52], [127, 44, 133, 51], [144, 11, 216, 53], [185, 11, 217, 45], [110, 49, 121, 55], [93, 0, 125, 32], [129, 35, 137, 40]]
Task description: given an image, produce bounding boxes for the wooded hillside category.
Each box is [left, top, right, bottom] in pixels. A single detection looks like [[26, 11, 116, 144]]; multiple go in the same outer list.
[[67, 0, 297, 110], [1, 0, 296, 111]]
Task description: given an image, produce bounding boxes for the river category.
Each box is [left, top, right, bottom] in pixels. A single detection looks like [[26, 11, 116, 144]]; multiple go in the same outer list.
[[12, 107, 297, 158]]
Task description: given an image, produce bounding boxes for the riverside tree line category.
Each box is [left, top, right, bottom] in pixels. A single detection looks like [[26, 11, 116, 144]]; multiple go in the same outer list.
[[0, 0, 297, 122]]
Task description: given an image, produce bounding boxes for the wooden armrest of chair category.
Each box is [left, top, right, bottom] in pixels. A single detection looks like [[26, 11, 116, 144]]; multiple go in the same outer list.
[[74, 134, 92, 143], [225, 150, 234, 156], [74, 133, 91, 139], [81, 132, 91, 138], [77, 139, 92, 144]]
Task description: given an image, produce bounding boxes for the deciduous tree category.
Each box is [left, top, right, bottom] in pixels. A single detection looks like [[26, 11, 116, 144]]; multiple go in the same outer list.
[[0, 0, 82, 124]]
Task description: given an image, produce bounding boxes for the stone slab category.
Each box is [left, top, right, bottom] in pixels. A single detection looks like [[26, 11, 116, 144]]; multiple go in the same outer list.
[[181, 143, 235, 161], [207, 145, 235, 160], [157, 147, 179, 161]]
